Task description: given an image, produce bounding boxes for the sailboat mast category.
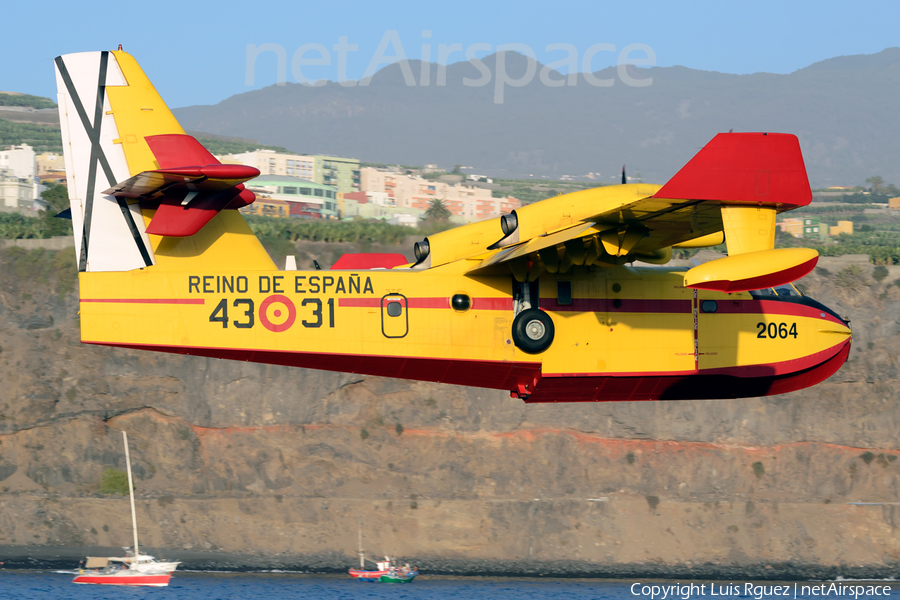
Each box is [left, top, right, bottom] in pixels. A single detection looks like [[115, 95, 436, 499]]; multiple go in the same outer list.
[[122, 431, 140, 565], [358, 522, 364, 569]]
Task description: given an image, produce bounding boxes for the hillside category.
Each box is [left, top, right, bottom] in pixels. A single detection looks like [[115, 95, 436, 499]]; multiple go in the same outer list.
[[0, 242, 898, 577], [172, 48, 900, 188]]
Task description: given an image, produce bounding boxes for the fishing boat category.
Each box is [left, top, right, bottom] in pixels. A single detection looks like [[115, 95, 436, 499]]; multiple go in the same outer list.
[[72, 431, 179, 586], [348, 527, 418, 583], [348, 556, 418, 583]]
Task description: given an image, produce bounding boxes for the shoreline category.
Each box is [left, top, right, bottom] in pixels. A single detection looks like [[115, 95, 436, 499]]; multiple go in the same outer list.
[[1, 546, 898, 581]]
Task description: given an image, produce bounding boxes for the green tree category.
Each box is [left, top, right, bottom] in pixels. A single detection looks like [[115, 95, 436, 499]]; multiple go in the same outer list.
[[39, 183, 72, 237], [425, 198, 451, 222], [866, 176, 885, 191], [99, 467, 129, 495]]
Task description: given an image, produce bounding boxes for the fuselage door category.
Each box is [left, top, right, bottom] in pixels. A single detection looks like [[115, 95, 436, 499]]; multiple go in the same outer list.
[[381, 294, 408, 338]]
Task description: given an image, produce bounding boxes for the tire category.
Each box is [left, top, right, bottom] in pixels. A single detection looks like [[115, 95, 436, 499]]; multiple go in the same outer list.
[[512, 308, 555, 354]]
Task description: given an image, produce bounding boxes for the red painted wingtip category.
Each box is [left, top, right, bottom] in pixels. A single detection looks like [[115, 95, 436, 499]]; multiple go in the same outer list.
[[654, 132, 812, 209]]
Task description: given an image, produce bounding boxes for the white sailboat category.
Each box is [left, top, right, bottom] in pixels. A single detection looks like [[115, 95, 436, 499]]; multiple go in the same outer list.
[[73, 431, 180, 586]]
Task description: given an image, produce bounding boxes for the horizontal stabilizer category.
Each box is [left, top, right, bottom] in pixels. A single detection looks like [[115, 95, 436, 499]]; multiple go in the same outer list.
[[99, 132, 260, 237], [654, 133, 812, 209], [684, 248, 818, 293], [102, 164, 260, 199]]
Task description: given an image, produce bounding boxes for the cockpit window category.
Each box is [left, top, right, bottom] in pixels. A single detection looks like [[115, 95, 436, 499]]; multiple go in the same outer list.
[[749, 283, 802, 299]]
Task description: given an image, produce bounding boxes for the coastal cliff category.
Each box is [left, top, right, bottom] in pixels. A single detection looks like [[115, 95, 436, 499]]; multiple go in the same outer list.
[[0, 245, 896, 578]]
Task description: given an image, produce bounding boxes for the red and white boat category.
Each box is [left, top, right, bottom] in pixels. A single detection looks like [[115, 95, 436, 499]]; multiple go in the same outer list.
[[348, 528, 418, 583], [72, 557, 171, 587], [72, 432, 179, 587]]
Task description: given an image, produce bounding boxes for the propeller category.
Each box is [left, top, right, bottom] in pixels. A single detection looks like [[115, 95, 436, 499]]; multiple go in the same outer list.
[[622, 165, 626, 185]]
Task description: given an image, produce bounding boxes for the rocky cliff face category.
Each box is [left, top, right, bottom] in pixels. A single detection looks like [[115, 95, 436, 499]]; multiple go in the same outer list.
[[0, 246, 897, 577]]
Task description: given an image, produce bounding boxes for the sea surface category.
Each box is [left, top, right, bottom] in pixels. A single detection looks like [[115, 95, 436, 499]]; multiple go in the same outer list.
[[0, 571, 897, 600]]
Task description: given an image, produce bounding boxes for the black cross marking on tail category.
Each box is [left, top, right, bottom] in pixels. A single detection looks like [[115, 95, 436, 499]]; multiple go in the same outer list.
[[55, 52, 152, 271]]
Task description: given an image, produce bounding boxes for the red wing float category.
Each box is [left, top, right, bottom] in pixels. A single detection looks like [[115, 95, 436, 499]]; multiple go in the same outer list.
[[55, 49, 851, 402]]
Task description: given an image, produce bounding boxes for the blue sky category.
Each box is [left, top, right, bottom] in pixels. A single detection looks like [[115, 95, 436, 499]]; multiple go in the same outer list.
[[2, 0, 898, 107]]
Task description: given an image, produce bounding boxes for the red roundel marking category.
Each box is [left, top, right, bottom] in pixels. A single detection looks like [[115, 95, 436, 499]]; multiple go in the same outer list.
[[259, 295, 296, 332]]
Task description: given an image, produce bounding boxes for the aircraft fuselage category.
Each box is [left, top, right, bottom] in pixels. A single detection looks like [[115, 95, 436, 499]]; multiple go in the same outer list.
[[79, 264, 851, 402]]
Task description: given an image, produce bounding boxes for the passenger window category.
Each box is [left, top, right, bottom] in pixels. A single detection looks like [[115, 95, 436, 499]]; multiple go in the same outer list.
[[386, 302, 403, 317]]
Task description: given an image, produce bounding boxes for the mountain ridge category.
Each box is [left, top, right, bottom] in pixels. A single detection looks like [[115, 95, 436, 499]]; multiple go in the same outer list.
[[173, 48, 900, 187]]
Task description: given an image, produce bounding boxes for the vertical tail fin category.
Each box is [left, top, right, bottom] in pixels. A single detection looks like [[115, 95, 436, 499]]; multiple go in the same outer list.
[[55, 51, 155, 272], [55, 50, 274, 273]]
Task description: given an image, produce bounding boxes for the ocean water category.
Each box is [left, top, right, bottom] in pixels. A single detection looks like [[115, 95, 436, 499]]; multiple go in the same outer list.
[[0, 571, 897, 600]]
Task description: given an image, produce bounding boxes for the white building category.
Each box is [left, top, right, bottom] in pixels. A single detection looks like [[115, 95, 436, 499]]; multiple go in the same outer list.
[[0, 144, 36, 180], [0, 172, 39, 211], [218, 149, 314, 180]]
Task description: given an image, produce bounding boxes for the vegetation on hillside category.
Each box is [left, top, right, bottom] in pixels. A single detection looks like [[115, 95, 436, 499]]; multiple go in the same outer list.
[[245, 216, 416, 244], [0, 93, 57, 109], [98, 467, 129, 495], [195, 138, 293, 156], [0, 119, 62, 152], [0, 246, 77, 298], [0, 118, 290, 156]]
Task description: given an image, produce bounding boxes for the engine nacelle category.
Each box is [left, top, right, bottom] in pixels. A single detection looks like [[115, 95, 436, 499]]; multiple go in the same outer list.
[[491, 184, 663, 248], [412, 218, 503, 269]]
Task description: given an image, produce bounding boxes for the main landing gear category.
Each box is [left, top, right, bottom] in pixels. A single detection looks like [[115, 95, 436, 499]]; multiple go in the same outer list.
[[511, 280, 555, 354], [512, 308, 555, 354]]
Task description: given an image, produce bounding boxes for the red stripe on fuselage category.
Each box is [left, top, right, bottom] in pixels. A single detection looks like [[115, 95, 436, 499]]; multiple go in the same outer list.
[[338, 297, 512, 310], [80, 298, 205, 305]]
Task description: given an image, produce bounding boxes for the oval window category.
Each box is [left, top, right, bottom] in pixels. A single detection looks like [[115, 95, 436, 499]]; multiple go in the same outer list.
[[386, 301, 403, 317], [701, 300, 718, 313]]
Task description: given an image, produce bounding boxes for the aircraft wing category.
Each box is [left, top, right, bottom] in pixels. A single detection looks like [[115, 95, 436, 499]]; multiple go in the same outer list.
[[465, 132, 814, 290], [468, 189, 723, 273]]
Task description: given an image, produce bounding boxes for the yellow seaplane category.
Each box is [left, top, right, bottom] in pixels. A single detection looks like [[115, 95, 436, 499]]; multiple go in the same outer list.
[[54, 50, 851, 402]]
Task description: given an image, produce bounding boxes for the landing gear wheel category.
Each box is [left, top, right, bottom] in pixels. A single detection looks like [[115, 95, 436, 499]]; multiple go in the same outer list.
[[512, 309, 555, 354]]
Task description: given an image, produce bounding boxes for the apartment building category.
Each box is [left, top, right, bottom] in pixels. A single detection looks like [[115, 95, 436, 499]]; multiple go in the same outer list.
[[360, 167, 519, 221], [314, 156, 360, 194], [0, 172, 39, 211], [219, 150, 361, 194], [246, 176, 339, 219], [0, 144, 36, 180], [36, 152, 66, 177], [778, 217, 831, 241], [219, 149, 315, 181]]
